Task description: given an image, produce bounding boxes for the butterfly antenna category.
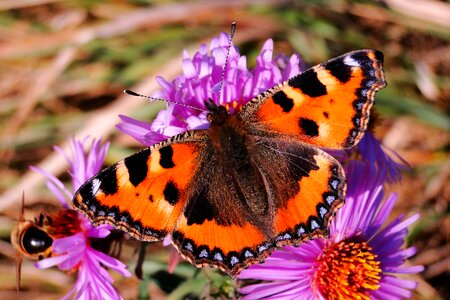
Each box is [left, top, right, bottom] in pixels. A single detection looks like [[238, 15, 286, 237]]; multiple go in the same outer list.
[[124, 90, 205, 112], [217, 22, 236, 104]]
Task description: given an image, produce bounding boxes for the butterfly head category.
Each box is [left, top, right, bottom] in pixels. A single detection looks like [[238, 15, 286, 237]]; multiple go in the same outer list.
[[206, 98, 229, 125]]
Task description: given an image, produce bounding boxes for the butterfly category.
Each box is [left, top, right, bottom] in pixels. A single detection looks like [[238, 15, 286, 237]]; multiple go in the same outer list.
[[72, 49, 386, 276]]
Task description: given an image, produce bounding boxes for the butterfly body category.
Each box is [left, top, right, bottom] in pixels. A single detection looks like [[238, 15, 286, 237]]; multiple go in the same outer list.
[[73, 49, 386, 276]]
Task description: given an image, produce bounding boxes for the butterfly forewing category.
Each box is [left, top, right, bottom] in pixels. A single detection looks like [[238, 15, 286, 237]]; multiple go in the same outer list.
[[73, 131, 207, 241], [239, 50, 386, 149]]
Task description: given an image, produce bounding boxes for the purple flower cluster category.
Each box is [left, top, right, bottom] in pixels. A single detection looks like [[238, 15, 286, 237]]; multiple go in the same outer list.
[[31, 138, 131, 300], [116, 34, 302, 146]]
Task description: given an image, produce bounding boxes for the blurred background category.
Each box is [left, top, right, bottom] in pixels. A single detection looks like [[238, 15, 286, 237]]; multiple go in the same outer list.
[[0, 0, 448, 299]]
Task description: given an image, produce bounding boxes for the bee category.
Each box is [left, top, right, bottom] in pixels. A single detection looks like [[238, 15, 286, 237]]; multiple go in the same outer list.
[[11, 212, 54, 260], [10, 195, 81, 290], [11, 194, 125, 290], [11, 202, 81, 260]]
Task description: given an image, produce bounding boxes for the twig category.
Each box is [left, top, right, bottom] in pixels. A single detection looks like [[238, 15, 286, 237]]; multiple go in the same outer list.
[[0, 0, 259, 59], [0, 47, 78, 163], [0, 0, 62, 11], [383, 0, 450, 28]]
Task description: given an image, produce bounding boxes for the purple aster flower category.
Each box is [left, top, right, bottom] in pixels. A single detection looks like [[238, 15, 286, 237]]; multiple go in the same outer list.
[[239, 161, 423, 300], [328, 131, 409, 184], [31, 137, 109, 208], [30, 137, 131, 300], [357, 131, 409, 183], [117, 33, 304, 146]]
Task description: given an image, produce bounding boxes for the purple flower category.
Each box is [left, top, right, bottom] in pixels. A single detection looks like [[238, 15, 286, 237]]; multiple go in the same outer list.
[[31, 137, 109, 208], [31, 137, 131, 300], [117, 33, 304, 146], [328, 132, 409, 184], [357, 131, 409, 183], [239, 161, 423, 300]]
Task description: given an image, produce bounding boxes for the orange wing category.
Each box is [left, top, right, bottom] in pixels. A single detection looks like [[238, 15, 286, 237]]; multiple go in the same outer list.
[[72, 130, 207, 241], [245, 137, 346, 246], [239, 49, 386, 149], [269, 142, 346, 246]]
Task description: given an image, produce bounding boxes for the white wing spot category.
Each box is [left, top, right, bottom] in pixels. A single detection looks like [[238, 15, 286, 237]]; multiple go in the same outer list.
[[244, 250, 254, 258], [320, 207, 328, 219], [199, 249, 208, 258], [213, 252, 223, 261], [366, 80, 375, 87], [258, 243, 270, 253], [185, 242, 194, 252], [344, 55, 360, 67], [331, 179, 339, 190], [230, 256, 239, 266], [326, 195, 336, 205], [311, 220, 320, 230], [92, 178, 101, 196]]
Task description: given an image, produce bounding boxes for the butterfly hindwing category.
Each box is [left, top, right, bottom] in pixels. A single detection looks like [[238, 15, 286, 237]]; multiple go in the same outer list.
[[259, 139, 346, 244], [172, 217, 270, 276], [73, 131, 207, 241], [239, 49, 386, 149]]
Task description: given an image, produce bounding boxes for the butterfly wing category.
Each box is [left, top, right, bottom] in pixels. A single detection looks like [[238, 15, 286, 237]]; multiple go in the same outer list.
[[72, 130, 208, 242], [171, 212, 272, 277], [238, 49, 386, 149], [252, 137, 346, 245]]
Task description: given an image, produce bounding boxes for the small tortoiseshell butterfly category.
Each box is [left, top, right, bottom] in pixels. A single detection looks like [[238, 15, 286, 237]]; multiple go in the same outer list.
[[72, 40, 386, 276]]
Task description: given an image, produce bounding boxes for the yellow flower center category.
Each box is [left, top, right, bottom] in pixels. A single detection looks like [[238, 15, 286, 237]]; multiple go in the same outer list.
[[313, 240, 382, 300]]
